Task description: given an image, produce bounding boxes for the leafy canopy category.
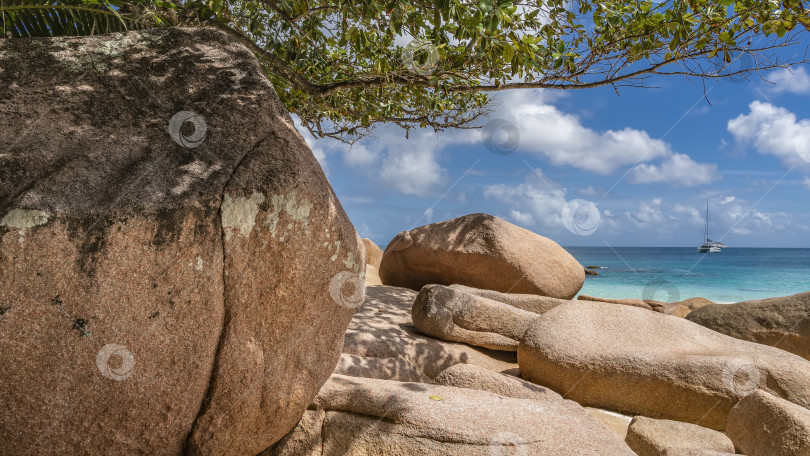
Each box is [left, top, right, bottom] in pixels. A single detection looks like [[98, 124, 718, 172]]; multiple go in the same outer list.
[[2, 0, 809, 141]]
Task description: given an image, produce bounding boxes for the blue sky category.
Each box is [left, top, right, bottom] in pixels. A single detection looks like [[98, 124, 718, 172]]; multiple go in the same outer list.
[[298, 42, 810, 249]]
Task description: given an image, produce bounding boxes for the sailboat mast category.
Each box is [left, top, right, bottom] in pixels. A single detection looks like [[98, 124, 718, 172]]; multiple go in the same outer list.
[[704, 203, 709, 242], [697, 202, 723, 252]]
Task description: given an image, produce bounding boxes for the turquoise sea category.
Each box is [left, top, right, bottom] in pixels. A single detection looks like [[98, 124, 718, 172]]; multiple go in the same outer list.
[[567, 247, 810, 304]]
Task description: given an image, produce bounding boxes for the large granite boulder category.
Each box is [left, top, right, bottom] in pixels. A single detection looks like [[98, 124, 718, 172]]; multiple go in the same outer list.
[[686, 292, 810, 361], [518, 301, 810, 430], [0, 28, 364, 456], [362, 238, 383, 268], [437, 364, 637, 441], [361, 238, 383, 285], [412, 284, 539, 351], [379, 213, 584, 298], [624, 416, 735, 456], [266, 374, 636, 455], [727, 390, 810, 456], [364, 264, 383, 286]]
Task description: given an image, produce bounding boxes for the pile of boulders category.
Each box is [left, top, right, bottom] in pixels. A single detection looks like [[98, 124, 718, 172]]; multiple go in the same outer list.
[[268, 213, 810, 456], [4, 27, 808, 456]]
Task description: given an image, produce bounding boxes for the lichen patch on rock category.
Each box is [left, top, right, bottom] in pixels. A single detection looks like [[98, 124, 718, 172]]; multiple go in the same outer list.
[[343, 251, 358, 272], [221, 192, 265, 241], [330, 240, 341, 262], [49, 32, 166, 73], [0, 208, 50, 240], [263, 191, 313, 237]]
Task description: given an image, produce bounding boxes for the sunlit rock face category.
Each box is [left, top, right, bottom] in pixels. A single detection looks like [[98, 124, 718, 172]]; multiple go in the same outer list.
[[379, 213, 585, 299], [0, 27, 364, 456]]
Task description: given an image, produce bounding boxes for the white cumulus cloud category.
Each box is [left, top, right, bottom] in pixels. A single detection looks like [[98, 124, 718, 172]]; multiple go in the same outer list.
[[625, 198, 665, 229], [578, 185, 600, 196], [670, 203, 704, 225], [767, 67, 810, 94], [492, 90, 718, 185], [342, 143, 379, 169], [293, 119, 482, 197], [509, 209, 535, 225], [631, 153, 719, 186], [482, 168, 568, 231], [500, 90, 670, 173], [721, 203, 793, 236], [379, 146, 444, 196], [727, 101, 810, 169]]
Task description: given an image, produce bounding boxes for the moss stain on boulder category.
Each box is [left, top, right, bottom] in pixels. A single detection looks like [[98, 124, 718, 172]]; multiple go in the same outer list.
[[71, 317, 92, 337], [0, 208, 50, 242]]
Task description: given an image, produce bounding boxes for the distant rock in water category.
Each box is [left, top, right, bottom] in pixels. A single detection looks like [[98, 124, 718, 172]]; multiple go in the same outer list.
[[585, 267, 600, 276], [672, 297, 715, 311], [379, 213, 585, 299], [0, 27, 364, 455], [586, 265, 605, 269], [686, 292, 810, 361]]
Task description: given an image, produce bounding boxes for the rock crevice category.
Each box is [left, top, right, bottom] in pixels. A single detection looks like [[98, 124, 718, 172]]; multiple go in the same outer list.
[[184, 135, 271, 452]]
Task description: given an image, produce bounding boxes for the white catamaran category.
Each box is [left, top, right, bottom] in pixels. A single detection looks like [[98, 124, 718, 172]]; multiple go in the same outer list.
[[697, 203, 726, 253]]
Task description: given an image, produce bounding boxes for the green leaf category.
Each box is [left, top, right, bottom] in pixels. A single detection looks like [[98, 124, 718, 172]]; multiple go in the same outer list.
[[668, 35, 680, 51], [502, 44, 514, 61]]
